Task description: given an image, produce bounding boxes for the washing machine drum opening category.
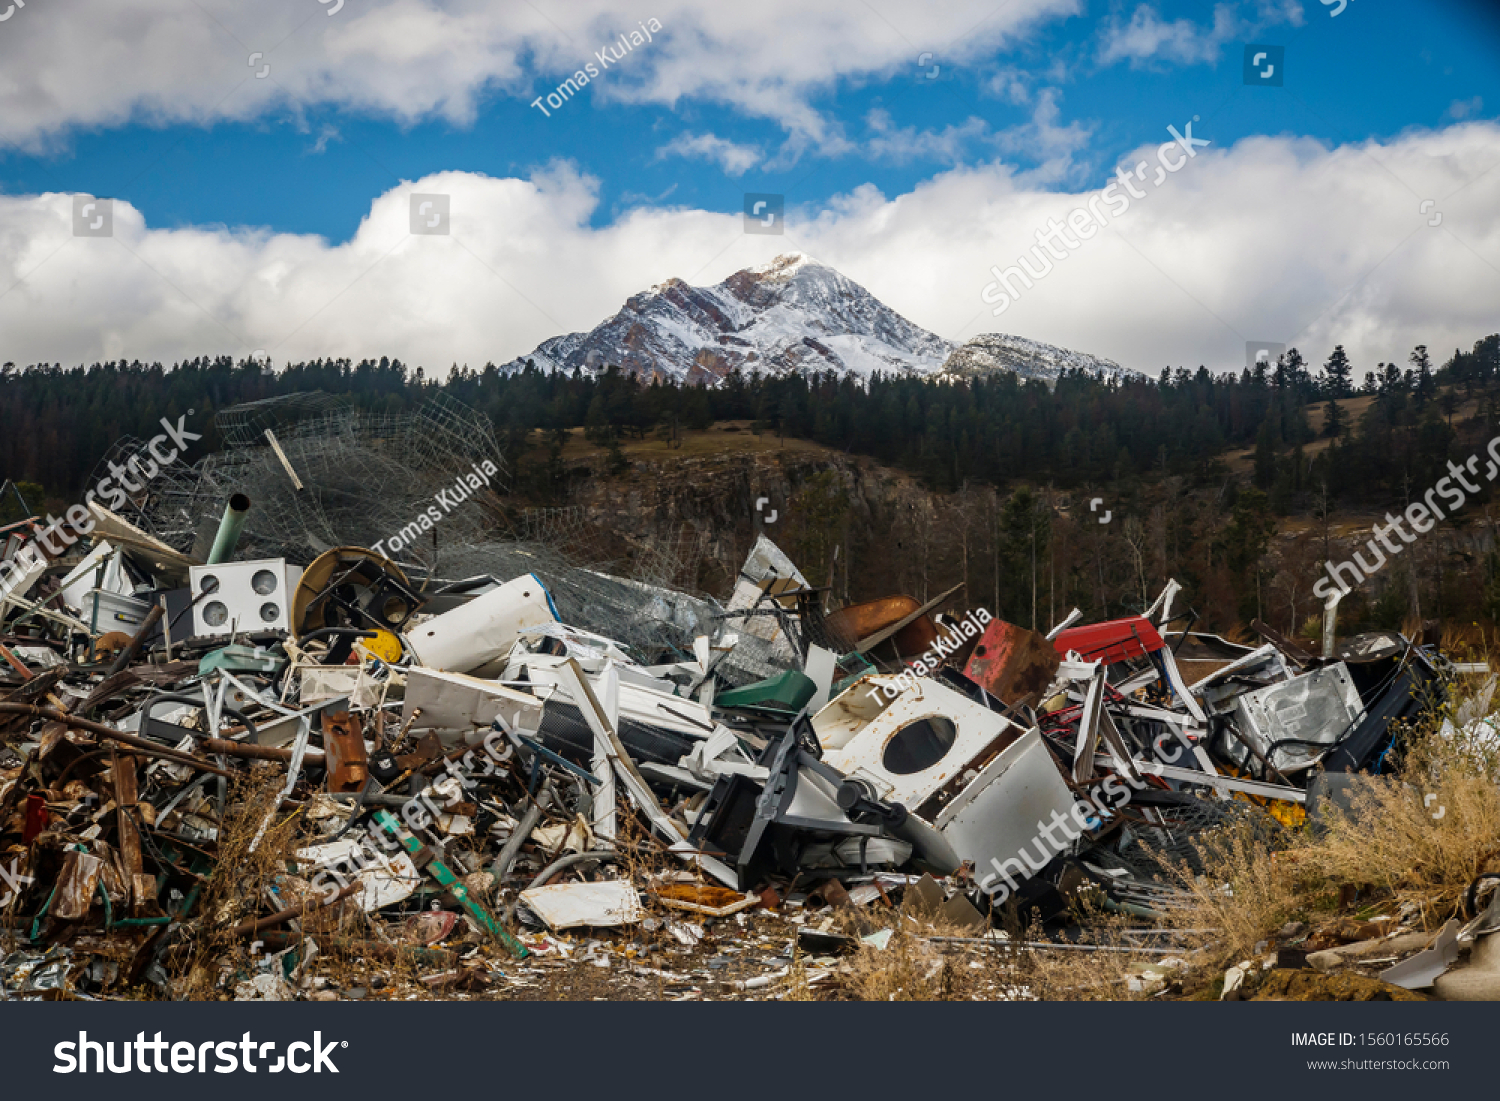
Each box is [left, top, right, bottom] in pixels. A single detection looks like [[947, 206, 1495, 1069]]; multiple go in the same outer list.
[[882, 716, 958, 775]]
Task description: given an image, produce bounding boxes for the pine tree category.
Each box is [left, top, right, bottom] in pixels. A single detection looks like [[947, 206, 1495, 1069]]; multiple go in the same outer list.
[[1411, 344, 1434, 408], [1323, 396, 1345, 438], [1253, 413, 1277, 489], [1323, 344, 1353, 397]]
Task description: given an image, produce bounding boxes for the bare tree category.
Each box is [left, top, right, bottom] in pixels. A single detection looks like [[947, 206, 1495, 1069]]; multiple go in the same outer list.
[[1123, 516, 1149, 611]]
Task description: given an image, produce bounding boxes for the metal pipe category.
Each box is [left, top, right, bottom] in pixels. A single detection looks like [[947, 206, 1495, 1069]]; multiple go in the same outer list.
[[0, 703, 234, 777], [205, 493, 251, 565], [201, 737, 324, 764], [489, 789, 550, 882], [226, 880, 359, 937]]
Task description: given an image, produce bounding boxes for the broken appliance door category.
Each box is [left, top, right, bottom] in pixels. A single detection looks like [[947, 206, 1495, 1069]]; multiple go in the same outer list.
[[935, 726, 1077, 886]]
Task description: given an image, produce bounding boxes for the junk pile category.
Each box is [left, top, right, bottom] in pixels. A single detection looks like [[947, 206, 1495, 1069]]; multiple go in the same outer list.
[[0, 421, 1477, 999]]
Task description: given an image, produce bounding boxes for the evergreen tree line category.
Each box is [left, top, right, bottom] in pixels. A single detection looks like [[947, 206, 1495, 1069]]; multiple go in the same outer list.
[[1, 335, 1496, 514]]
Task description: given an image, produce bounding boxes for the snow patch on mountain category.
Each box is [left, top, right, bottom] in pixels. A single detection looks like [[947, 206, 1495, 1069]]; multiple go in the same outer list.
[[940, 333, 1143, 386]]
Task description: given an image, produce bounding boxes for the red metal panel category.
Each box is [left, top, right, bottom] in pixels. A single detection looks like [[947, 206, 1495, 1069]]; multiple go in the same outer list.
[[1053, 616, 1164, 664], [963, 618, 1060, 707]]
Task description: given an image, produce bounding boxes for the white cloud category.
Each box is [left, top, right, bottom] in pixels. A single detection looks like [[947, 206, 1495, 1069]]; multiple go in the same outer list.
[[1, 125, 1497, 381], [863, 110, 991, 166], [1095, 1, 1304, 69], [0, 0, 1078, 152], [1097, 4, 1240, 67], [307, 124, 342, 154], [993, 89, 1095, 185], [984, 67, 1035, 106], [1448, 96, 1485, 120], [654, 131, 761, 176]]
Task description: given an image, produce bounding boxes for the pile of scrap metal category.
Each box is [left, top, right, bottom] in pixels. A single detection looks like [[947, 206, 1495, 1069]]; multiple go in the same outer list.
[[0, 482, 1456, 997]]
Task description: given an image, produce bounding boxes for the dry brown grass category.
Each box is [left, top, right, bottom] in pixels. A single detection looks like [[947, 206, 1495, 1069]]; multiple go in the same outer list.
[[999, 892, 1164, 1001], [1300, 720, 1500, 925], [1169, 811, 1316, 968], [826, 889, 1160, 1002], [1168, 666, 1500, 982], [544, 422, 836, 463], [838, 914, 970, 1001]]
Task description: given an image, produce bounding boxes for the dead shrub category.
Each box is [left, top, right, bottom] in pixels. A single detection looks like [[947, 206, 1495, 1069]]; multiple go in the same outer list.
[[1169, 810, 1313, 968], [1299, 719, 1500, 923], [1007, 900, 1158, 1001]]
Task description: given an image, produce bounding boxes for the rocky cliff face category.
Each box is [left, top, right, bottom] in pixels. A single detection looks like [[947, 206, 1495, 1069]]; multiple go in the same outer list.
[[564, 445, 962, 605]]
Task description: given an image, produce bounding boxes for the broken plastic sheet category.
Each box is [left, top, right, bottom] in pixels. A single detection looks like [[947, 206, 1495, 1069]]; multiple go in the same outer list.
[[403, 573, 559, 676], [515, 653, 718, 742], [56, 541, 132, 613], [520, 879, 644, 930], [300, 664, 386, 710], [400, 665, 546, 742], [723, 535, 809, 666], [513, 622, 638, 670]]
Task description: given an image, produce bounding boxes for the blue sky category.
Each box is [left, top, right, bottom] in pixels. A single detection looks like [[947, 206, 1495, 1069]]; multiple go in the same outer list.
[[2, 0, 1494, 242], [0, 0, 1496, 375]]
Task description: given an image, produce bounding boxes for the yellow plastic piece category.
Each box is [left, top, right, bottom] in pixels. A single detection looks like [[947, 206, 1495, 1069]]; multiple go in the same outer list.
[[362, 629, 404, 663]]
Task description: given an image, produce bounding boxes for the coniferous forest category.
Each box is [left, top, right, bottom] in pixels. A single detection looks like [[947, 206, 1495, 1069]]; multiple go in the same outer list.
[[3, 332, 1499, 639]]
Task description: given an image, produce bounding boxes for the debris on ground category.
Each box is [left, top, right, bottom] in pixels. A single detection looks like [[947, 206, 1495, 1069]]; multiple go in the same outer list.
[[0, 395, 1493, 1001]]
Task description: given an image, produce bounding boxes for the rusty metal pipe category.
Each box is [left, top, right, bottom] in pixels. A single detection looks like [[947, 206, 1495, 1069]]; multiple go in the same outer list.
[[0, 703, 234, 777], [226, 880, 360, 937], [201, 737, 325, 765]]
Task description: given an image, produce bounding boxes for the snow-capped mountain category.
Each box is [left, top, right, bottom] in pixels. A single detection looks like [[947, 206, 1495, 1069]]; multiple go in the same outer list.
[[501, 254, 956, 384], [501, 254, 1139, 387], [940, 333, 1143, 386]]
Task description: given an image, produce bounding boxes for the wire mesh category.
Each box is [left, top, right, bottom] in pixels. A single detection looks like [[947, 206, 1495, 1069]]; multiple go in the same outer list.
[[102, 392, 773, 666], [117, 392, 506, 570]]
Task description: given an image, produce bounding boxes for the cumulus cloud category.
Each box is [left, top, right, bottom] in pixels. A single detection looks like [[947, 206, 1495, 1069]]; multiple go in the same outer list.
[[993, 89, 1095, 185], [1097, 4, 1241, 67], [862, 110, 991, 166], [654, 131, 761, 176], [0, 0, 1077, 153], [1, 125, 1496, 379]]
